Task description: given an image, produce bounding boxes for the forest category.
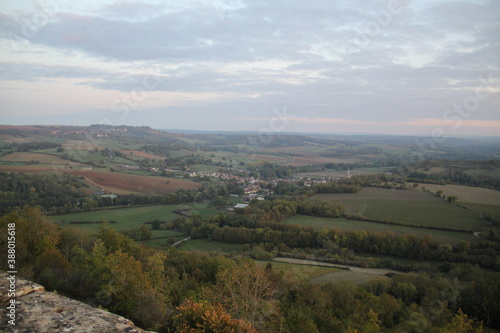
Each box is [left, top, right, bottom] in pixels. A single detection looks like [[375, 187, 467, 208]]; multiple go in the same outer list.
[[1, 206, 497, 333]]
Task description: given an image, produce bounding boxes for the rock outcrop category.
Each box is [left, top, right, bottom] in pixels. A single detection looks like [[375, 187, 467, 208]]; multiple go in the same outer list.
[[0, 272, 155, 333]]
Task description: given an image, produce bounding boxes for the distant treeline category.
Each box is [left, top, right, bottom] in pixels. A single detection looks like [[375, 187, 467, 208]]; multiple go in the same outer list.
[[1, 141, 62, 152]]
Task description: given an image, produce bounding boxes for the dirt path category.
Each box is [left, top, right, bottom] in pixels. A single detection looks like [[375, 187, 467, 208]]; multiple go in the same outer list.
[[173, 236, 191, 247], [273, 257, 402, 284]]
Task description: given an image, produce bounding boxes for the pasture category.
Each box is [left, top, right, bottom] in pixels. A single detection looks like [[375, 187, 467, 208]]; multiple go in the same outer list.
[[257, 260, 340, 281], [310, 187, 491, 231], [0, 152, 85, 166], [176, 239, 243, 253], [296, 168, 386, 178], [52, 203, 220, 232], [120, 150, 166, 160], [273, 258, 398, 285], [417, 184, 500, 206], [141, 230, 188, 248], [282, 215, 477, 244]]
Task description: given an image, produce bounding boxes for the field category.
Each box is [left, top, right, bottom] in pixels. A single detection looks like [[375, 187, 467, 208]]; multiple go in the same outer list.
[[417, 184, 500, 206], [260, 146, 365, 166], [310, 187, 491, 231], [244, 154, 290, 164], [62, 139, 105, 151], [0, 152, 85, 166], [63, 169, 200, 195], [257, 260, 340, 281], [282, 215, 477, 244], [0, 165, 65, 173], [273, 258, 398, 284], [120, 150, 166, 160], [176, 239, 243, 253], [52, 203, 220, 232], [141, 230, 188, 248], [296, 168, 388, 178]]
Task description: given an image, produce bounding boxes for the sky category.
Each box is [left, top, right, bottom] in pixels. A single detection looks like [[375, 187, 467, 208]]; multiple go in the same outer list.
[[0, 0, 499, 136]]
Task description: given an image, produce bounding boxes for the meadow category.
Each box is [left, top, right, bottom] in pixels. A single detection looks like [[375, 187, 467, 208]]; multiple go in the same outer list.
[[282, 215, 477, 244], [176, 239, 243, 253], [417, 184, 500, 206], [52, 203, 220, 232], [309, 187, 492, 231], [0, 152, 85, 166], [257, 260, 340, 281]]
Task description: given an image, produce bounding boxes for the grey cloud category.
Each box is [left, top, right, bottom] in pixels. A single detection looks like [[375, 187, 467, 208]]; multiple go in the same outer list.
[[1, 0, 498, 132]]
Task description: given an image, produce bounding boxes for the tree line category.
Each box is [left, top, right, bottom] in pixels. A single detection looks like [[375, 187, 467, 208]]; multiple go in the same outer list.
[[1, 206, 496, 332]]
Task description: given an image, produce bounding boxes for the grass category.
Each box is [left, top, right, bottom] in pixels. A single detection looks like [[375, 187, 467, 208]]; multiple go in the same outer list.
[[460, 203, 500, 217], [141, 231, 187, 248], [464, 168, 500, 178], [51, 203, 221, 232], [417, 184, 500, 206], [189, 164, 221, 172], [310, 187, 491, 231], [0, 152, 84, 166], [257, 260, 340, 281], [177, 239, 243, 253], [296, 169, 382, 178], [282, 215, 477, 244]]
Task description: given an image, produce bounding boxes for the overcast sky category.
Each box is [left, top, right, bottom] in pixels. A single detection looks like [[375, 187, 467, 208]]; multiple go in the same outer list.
[[0, 0, 499, 136]]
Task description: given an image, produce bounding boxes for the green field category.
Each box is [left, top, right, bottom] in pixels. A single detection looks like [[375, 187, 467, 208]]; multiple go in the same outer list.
[[52, 203, 221, 232], [417, 184, 500, 206], [465, 168, 500, 178], [310, 187, 491, 231], [461, 203, 500, 217], [141, 230, 187, 248], [257, 260, 340, 281], [282, 215, 477, 244], [177, 238, 243, 253]]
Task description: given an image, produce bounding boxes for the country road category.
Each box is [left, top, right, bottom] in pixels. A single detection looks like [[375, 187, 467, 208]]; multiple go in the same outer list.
[[273, 257, 402, 284], [172, 236, 191, 247]]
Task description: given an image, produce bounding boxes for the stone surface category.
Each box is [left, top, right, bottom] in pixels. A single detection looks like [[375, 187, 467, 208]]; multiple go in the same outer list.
[[0, 272, 155, 333]]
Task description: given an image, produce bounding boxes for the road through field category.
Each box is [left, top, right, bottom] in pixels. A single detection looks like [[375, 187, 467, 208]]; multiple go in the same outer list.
[[273, 257, 401, 284]]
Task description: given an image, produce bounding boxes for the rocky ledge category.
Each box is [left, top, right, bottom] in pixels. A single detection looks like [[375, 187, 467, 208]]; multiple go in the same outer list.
[[0, 272, 154, 333]]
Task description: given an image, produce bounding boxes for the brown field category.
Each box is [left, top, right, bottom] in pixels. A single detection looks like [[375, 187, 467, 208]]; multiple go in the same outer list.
[[0, 165, 201, 195], [62, 170, 201, 195], [0, 165, 56, 173], [418, 184, 500, 206], [120, 150, 166, 160], [0, 134, 30, 144], [0, 152, 85, 166]]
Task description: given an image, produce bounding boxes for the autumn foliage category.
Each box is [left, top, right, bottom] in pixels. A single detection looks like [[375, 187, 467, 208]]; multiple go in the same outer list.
[[172, 298, 257, 333]]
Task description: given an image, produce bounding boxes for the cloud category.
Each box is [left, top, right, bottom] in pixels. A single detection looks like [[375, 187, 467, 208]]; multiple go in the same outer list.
[[0, 0, 498, 135]]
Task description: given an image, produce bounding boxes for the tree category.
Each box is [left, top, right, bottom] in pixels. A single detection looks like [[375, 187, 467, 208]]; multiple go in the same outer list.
[[151, 219, 162, 230], [0, 206, 61, 277], [444, 308, 483, 333], [447, 196, 458, 203], [212, 262, 279, 330], [172, 298, 257, 333]]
